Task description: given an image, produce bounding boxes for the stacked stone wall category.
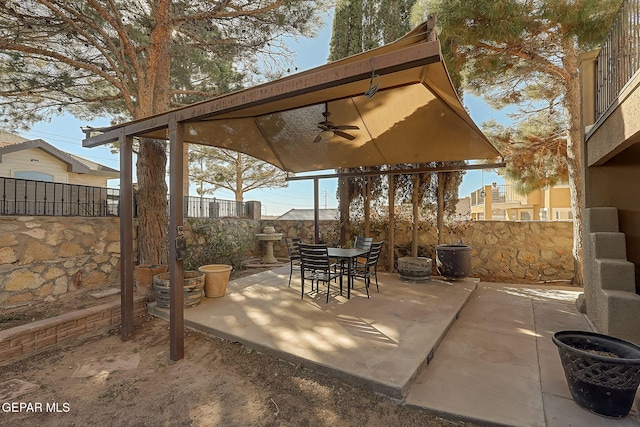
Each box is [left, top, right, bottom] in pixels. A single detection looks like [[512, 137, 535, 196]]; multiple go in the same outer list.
[[0, 217, 122, 306], [262, 219, 575, 283], [0, 216, 575, 307]]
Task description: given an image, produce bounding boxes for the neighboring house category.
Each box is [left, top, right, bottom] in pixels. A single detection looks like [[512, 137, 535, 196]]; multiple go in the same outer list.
[[0, 132, 119, 216], [468, 180, 571, 221], [579, 0, 640, 344], [0, 134, 119, 186]]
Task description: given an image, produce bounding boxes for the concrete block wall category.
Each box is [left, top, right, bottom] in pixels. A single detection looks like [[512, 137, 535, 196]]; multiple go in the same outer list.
[[0, 297, 146, 365], [583, 207, 640, 344]]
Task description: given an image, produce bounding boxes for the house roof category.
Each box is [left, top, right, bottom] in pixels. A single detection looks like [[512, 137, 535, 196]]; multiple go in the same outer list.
[[277, 208, 339, 221], [0, 138, 119, 178], [83, 20, 502, 173]]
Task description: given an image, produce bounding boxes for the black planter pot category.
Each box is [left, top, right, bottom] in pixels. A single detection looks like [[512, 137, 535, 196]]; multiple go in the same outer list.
[[435, 244, 471, 280], [552, 330, 640, 418]]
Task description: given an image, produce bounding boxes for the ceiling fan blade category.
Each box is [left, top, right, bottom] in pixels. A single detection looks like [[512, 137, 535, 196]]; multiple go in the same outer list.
[[334, 125, 360, 130], [334, 130, 356, 140], [313, 134, 323, 143]]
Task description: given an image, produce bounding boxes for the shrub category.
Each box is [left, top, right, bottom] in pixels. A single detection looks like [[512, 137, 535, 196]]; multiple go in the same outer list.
[[185, 219, 253, 271]]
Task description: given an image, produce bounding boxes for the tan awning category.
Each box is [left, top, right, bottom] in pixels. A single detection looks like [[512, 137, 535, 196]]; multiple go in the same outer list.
[[83, 21, 501, 171]]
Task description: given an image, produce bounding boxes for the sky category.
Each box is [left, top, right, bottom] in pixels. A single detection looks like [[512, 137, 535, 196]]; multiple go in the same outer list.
[[13, 11, 508, 217]]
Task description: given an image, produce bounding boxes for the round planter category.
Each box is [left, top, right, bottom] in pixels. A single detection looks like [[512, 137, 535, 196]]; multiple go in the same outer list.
[[198, 264, 233, 298], [134, 264, 167, 290], [397, 257, 432, 282], [552, 330, 640, 418], [435, 244, 471, 280], [152, 271, 205, 308]]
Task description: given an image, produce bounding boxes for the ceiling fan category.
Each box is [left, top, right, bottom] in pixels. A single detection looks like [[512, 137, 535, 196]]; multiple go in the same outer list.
[[313, 104, 359, 143]]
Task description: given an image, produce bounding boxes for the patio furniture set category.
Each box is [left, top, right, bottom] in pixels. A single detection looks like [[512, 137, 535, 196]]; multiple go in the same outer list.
[[285, 237, 384, 303]]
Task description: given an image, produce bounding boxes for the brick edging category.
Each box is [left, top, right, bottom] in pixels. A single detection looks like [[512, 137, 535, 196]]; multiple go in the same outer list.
[[0, 297, 146, 365]]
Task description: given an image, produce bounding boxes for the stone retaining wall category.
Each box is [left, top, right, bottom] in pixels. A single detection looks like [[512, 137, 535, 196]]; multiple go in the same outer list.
[[0, 296, 146, 365], [0, 217, 122, 306], [262, 219, 575, 283], [0, 216, 574, 307]]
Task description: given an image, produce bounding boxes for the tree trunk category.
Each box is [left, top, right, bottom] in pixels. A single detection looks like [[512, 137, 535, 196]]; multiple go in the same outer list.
[[136, 137, 169, 265], [437, 172, 445, 245], [134, 0, 172, 266], [562, 36, 584, 285], [411, 174, 419, 257]]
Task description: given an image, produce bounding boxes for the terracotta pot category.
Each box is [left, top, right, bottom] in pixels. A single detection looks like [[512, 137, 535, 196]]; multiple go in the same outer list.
[[134, 264, 168, 290], [198, 264, 233, 298]]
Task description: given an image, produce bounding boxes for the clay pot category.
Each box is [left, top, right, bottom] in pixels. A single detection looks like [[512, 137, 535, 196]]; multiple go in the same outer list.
[[198, 264, 233, 298], [134, 264, 168, 290]]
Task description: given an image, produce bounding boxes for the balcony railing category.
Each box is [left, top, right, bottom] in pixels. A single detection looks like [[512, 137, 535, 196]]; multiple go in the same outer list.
[[470, 185, 527, 207], [596, 0, 640, 119]]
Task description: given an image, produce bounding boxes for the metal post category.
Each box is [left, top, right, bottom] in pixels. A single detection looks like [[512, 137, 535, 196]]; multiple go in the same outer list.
[[314, 177, 320, 243], [119, 132, 135, 341], [168, 117, 185, 361], [388, 174, 395, 272]]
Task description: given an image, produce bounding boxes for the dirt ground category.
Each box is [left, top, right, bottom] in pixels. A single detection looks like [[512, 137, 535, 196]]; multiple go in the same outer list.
[[1, 269, 479, 427]]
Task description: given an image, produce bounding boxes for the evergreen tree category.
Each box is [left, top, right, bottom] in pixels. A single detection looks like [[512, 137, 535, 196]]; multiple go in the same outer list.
[[0, 0, 330, 264], [419, 0, 621, 283]]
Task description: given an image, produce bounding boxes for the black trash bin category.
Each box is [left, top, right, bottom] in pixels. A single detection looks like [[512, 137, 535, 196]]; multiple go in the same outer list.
[[552, 330, 640, 418]]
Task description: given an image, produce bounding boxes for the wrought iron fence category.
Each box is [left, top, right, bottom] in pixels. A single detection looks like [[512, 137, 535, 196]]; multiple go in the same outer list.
[[0, 177, 249, 218], [0, 177, 119, 216], [184, 196, 248, 218], [596, 0, 640, 119]]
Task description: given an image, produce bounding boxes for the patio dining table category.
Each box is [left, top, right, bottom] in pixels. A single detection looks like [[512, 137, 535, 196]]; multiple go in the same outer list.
[[328, 247, 369, 299]]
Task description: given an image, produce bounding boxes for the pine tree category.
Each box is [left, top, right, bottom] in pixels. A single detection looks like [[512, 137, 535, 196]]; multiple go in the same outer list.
[[421, 0, 621, 283], [0, 0, 330, 264]]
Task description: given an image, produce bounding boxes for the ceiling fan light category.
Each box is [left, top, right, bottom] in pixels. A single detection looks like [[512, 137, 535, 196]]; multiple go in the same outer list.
[[319, 129, 334, 139]]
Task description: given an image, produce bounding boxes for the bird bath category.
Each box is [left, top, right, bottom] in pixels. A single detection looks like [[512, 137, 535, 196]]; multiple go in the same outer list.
[[256, 230, 283, 264]]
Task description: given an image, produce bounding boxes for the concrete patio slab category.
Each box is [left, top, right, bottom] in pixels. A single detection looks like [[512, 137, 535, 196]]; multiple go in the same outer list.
[[149, 266, 477, 399], [405, 284, 546, 427], [405, 283, 640, 427], [149, 271, 640, 426]]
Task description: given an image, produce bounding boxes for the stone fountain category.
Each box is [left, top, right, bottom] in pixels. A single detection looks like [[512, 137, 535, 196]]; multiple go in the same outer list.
[[255, 226, 283, 264]]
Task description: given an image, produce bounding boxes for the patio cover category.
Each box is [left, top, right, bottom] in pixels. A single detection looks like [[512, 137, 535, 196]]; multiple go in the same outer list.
[[83, 21, 501, 169], [82, 19, 502, 361]]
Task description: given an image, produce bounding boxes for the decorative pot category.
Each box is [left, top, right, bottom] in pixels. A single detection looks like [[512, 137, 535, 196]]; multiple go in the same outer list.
[[435, 244, 471, 280], [397, 257, 432, 282], [152, 271, 205, 308], [134, 264, 168, 290], [263, 226, 276, 234], [552, 330, 640, 418], [198, 264, 233, 298]]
